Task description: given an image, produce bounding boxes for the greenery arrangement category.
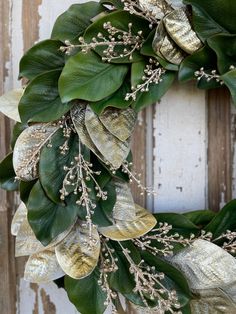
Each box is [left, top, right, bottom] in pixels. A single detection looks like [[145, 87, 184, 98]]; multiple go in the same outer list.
[[1, 0, 236, 313]]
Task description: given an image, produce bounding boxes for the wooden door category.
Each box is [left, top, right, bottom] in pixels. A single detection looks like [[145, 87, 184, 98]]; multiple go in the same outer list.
[[0, 0, 233, 313]]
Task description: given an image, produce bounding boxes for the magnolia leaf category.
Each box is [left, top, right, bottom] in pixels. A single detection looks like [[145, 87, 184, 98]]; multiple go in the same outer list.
[[51, 2, 104, 42], [208, 34, 236, 74], [59, 51, 129, 103], [132, 71, 176, 111], [39, 129, 80, 203], [0, 153, 19, 191], [13, 123, 59, 181], [55, 222, 100, 279], [85, 105, 131, 169], [27, 181, 80, 246], [65, 268, 107, 314], [11, 122, 28, 150], [99, 107, 137, 142], [184, 0, 236, 41], [89, 81, 132, 115], [11, 202, 27, 236], [19, 40, 65, 80], [112, 179, 136, 221], [163, 8, 202, 54], [24, 248, 65, 284], [19, 70, 72, 123], [0, 88, 23, 122], [99, 204, 157, 241], [221, 70, 236, 105]]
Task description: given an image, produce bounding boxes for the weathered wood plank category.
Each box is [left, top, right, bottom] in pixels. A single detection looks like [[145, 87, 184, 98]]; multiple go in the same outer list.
[[208, 88, 232, 212], [153, 83, 207, 213]]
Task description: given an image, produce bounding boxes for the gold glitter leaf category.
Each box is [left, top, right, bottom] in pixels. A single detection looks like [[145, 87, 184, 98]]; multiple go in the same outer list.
[[164, 8, 203, 54], [11, 202, 27, 236], [13, 123, 59, 181], [99, 107, 137, 142], [24, 248, 64, 284], [85, 105, 130, 169], [99, 204, 157, 241], [0, 88, 23, 122], [112, 179, 136, 221], [55, 222, 100, 279]]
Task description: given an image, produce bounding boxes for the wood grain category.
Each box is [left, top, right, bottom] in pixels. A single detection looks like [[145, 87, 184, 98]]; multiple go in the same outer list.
[[208, 88, 232, 212]]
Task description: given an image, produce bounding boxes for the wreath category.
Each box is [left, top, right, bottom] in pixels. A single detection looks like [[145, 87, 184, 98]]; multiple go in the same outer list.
[[1, 0, 236, 313]]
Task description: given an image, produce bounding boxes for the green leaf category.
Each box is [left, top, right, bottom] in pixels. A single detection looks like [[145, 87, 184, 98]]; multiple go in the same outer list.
[[141, 252, 191, 304], [19, 70, 72, 123], [221, 69, 236, 104], [27, 181, 79, 245], [39, 129, 79, 203], [84, 10, 150, 63], [131, 60, 146, 88], [59, 51, 129, 103], [100, 0, 124, 10], [89, 81, 131, 115], [0, 153, 19, 191], [132, 71, 176, 111], [65, 268, 107, 314], [184, 0, 236, 41], [155, 56, 179, 72], [205, 199, 236, 238], [179, 46, 217, 82], [208, 34, 236, 74], [140, 29, 156, 58], [11, 122, 28, 149], [19, 40, 65, 80], [51, 2, 104, 42], [183, 210, 216, 227], [20, 180, 37, 204]]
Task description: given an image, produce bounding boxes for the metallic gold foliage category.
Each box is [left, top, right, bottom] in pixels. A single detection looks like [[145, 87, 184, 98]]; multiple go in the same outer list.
[[163, 8, 203, 54], [0, 88, 23, 122], [11, 202, 27, 236], [85, 105, 131, 169], [99, 204, 157, 241], [112, 179, 136, 221], [55, 221, 100, 279], [13, 123, 58, 181], [99, 107, 137, 142], [24, 248, 65, 284]]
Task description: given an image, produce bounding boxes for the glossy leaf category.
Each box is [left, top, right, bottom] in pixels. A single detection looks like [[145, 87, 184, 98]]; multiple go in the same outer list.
[[65, 269, 107, 314], [51, 2, 104, 42], [39, 129, 79, 203], [132, 71, 176, 111], [27, 181, 79, 246], [19, 40, 65, 80], [0, 153, 19, 191], [59, 51, 129, 102], [183, 210, 216, 227], [205, 199, 236, 238], [89, 81, 132, 115], [208, 34, 236, 74], [184, 0, 236, 41], [179, 46, 217, 82], [84, 11, 150, 63], [0, 89, 23, 122], [19, 70, 72, 123], [221, 69, 236, 104], [20, 180, 37, 204], [140, 29, 156, 58]]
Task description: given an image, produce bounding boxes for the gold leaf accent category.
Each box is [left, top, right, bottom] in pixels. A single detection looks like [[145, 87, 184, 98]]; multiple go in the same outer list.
[[164, 8, 203, 54], [85, 105, 130, 169], [11, 202, 27, 236], [70, 104, 105, 162], [0, 88, 23, 122], [24, 248, 64, 284], [55, 222, 100, 279], [99, 107, 137, 142], [153, 21, 185, 65], [112, 179, 136, 221], [99, 204, 157, 241], [13, 123, 58, 181]]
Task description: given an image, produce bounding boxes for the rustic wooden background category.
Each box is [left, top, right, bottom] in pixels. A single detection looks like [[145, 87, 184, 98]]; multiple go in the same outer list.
[[0, 0, 233, 313]]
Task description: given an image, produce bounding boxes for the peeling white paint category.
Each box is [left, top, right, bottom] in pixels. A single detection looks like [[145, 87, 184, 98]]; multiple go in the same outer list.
[[153, 83, 208, 212]]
